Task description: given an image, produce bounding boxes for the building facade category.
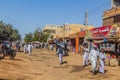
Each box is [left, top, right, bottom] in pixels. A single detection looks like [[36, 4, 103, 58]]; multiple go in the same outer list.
[[43, 24, 93, 39], [103, 6, 120, 26], [102, 0, 120, 50], [103, 0, 120, 26]]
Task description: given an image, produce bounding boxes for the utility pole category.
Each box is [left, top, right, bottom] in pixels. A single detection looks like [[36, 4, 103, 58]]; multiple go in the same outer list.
[[85, 10, 88, 26]]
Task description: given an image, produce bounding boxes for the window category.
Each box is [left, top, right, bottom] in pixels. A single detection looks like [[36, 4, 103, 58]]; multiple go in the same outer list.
[[101, 44, 103, 47], [108, 44, 111, 47], [104, 44, 107, 48], [114, 15, 120, 23]]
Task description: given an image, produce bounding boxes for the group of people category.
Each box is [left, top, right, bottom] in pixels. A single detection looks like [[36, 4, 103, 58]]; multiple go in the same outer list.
[[82, 44, 106, 75], [54, 39, 69, 65], [23, 43, 33, 55], [55, 39, 107, 75], [54, 38, 107, 74], [22, 39, 107, 75]]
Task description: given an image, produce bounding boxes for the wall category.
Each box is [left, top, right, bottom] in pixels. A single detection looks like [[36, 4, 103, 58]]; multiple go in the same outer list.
[[103, 6, 120, 26]]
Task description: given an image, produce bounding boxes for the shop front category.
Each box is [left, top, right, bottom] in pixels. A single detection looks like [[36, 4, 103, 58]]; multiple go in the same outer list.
[[90, 25, 119, 66], [69, 33, 77, 52], [76, 31, 86, 54], [90, 25, 119, 57]]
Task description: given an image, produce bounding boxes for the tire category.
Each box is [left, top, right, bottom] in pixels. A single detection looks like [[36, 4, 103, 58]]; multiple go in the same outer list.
[[9, 50, 16, 60]]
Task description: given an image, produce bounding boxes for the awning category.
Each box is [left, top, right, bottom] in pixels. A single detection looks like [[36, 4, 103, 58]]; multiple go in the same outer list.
[[93, 40, 104, 43], [108, 38, 118, 42], [93, 38, 118, 43]]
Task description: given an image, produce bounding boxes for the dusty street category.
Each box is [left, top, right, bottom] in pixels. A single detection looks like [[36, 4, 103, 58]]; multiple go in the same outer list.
[[0, 48, 120, 80]]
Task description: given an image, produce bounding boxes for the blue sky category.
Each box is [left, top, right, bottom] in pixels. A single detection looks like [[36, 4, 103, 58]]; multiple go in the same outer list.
[[0, 0, 110, 39]]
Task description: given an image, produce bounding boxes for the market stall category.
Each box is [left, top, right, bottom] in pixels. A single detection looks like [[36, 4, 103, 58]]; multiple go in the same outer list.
[[90, 25, 119, 66]]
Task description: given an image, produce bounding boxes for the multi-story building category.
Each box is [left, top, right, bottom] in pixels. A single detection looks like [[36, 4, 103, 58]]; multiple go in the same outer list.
[[103, 0, 120, 26], [43, 24, 62, 39], [102, 0, 120, 41], [103, 6, 120, 26], [102, 0, 120, 42], [43, 24, 93, 40]]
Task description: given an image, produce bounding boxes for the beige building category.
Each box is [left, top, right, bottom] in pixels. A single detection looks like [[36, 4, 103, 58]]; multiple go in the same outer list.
[[43, 24, 62, 39], [103, 6, 120, 26], [43, 24, 94, 39], [102, 0, 120, 39]]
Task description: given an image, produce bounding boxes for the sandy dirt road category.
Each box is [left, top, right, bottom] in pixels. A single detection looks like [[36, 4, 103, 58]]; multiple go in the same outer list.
[[0, 48, 120, 80]]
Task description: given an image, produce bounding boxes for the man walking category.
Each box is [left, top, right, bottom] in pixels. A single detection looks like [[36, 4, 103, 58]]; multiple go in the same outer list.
[[24, 43, 27, 54], [89, 44, 99, 75], [58, 40, 65, 65], [27, 43, 32, 55], [99, 48, 106, 74], [82, 44, 89, 67]]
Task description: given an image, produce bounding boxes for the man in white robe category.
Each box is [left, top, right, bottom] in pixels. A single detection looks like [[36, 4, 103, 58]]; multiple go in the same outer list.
[[99, 48, 106, 74], [24, 44, 27, 54], [27, 43, 32, 55], [89, 45, 99, 75], [83, 44, 89, 67]]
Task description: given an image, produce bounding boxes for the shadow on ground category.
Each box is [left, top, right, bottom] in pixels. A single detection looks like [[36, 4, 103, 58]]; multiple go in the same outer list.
[[69, 65, 83, 73], [0, 78, 10, 80], [54, 65, 69, 69], [54, 64, 83, 73]]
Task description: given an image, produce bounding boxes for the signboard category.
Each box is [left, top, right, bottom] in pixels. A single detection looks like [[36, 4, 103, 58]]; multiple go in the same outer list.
[[108, 26, 118, 38], [78, 31, 85, 38], [90, 26, 118, 39], [90, 26, 112, 39]]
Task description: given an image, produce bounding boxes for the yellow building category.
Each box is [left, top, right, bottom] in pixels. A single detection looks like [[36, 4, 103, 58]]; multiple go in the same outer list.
[[43, 24, 94, 40], [43, 24, 61, 38]]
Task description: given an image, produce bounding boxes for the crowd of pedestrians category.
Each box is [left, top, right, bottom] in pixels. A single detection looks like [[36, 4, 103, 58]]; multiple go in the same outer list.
[[82, 43, 106, 75], [21, 40, 108, 75], [15, 39, 120, 76]]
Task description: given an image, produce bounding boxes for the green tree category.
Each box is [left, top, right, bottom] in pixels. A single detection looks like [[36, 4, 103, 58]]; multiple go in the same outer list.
[[11, 29, 21, 41], [33, 28, 42, 41], [0, 21, 21, 41], [24, 32, 33, 43], [0, 21, 6, 34], [33, 27, 50, 42]]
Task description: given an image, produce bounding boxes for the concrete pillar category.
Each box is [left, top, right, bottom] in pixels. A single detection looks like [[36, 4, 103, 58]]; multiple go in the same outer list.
[[76, 36, 79, 54]]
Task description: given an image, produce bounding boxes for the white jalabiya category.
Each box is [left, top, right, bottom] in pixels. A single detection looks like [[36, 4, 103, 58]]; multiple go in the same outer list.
[[24, 44, 27, 53], [89, 49, 99, 73], [27, 44, 32, 55], [99, 52, 106, 73], [83, 47, 89, 66]]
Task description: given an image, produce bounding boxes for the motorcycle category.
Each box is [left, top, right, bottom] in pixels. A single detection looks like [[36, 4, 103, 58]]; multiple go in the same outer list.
[[0, 41, 16, 60]]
